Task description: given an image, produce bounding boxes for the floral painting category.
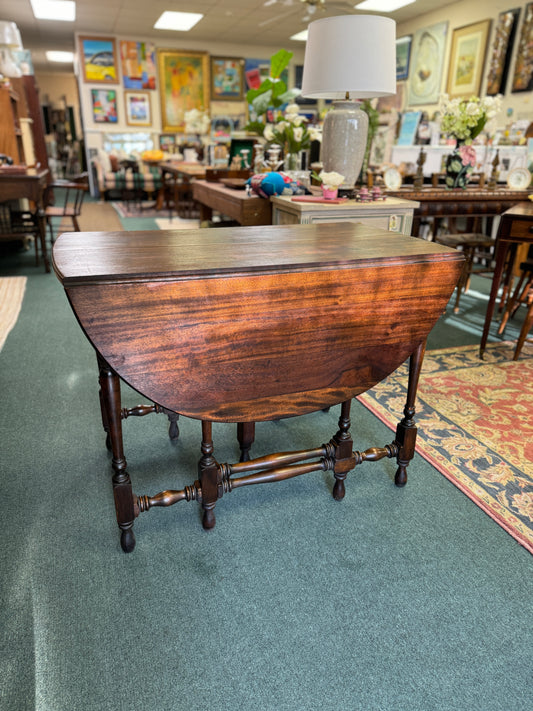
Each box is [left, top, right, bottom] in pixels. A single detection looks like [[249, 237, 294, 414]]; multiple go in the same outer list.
[[157, 50, 209, 132], [512, 2, 533, 92], [486, 8, 520, 96]]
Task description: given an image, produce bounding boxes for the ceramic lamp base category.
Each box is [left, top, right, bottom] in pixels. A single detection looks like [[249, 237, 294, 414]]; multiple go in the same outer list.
[[321, 100, 368, 191]]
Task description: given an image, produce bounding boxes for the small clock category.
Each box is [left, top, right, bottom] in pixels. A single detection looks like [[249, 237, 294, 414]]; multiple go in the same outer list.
[[383, 167, 403, 191], [506, 167, 532, 190]]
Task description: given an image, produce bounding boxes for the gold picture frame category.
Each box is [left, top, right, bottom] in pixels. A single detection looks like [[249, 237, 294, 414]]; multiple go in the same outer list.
[[124, 91, 151, 127], [79, 36, 119, 84], [446, 20, 492, 98], [157, 49, 209, 133]]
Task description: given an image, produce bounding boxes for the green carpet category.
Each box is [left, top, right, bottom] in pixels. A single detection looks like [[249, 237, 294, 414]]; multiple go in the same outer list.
[[1, 234, 532, 711]]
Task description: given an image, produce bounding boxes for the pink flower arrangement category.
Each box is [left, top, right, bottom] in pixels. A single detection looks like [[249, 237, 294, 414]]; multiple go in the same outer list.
[[458, 144, 476, 167]]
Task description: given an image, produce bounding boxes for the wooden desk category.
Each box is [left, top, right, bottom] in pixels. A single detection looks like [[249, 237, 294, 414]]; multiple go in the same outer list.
[[480, 202, 533, 358], [193, 179, 272, 226], [0, 169, 50, 272], [386, 186, 530, 237], [53, 224, 463, 552], [271, 194, 419, 234]]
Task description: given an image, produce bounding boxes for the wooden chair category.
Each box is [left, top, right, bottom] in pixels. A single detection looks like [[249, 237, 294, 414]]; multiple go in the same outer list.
[[498, 259, 533, 359], [44, 172, 89, 244]]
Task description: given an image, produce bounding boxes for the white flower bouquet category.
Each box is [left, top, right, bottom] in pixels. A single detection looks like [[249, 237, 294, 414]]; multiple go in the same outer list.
[[439, 94, 502, 143]]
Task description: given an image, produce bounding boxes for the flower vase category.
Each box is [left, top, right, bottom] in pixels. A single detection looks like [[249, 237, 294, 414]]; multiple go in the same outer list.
[[284, 152, 301, 172], [322, 187, 338, 200], [445, 141, 476, 189]]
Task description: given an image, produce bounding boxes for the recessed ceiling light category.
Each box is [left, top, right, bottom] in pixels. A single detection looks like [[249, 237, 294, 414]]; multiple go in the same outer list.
[[46, 51, 74, 62], [354, 0, 416, 11], [290, 30, 308, 41], [30, 0, 76, 22], [154, 11, 203, 31]]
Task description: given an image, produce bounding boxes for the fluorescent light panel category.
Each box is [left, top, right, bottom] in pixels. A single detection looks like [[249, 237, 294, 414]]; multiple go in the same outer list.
[[355, 0, 416, 11], [30, 0, 76, 22], [290, 30, 308, 41], [46, 51, 74, 62], [154, 11, 203, 31]]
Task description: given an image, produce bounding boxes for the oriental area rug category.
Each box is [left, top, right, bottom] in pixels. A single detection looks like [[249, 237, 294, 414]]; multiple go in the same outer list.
[[357, 342, 533, 554], [0, 277, 26, 352]]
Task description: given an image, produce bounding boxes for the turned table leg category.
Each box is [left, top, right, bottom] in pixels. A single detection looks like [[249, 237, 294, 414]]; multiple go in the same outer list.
[[237, 421, 256, 462], [394, 341, 425, 487], [98, 358, 136, 552], [198, 421, 222, 530]]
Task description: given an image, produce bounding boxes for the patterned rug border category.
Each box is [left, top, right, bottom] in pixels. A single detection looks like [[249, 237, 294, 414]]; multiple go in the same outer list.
[[357, 342, 533, 554], [0, 276, 27, 352]]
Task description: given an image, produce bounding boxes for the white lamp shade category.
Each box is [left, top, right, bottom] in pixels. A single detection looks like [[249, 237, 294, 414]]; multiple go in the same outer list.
[[0, 21, 23, 49], [301, 15, 396, 99]]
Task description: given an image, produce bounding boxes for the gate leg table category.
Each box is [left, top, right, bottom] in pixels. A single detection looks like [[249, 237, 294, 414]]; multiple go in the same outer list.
[[53, 223, 463, 552]]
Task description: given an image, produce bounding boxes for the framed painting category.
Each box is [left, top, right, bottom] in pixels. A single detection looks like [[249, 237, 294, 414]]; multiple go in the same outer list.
[[124, 91, 151, 127], [512, 2, 533, 92], [79, 36, 118, 84], [91, 89, 118, 123], [210, 57, 245, 101], [486, 8, 520, 95], [396, 36, 412, 82], [157, 50, 209, 132], [446, 20, 492, 98], [119, 41, 156, 90], [407, 22, 448, 106]]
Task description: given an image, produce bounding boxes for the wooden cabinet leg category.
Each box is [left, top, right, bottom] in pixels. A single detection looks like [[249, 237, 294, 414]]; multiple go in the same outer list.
[[98, 358, 136, 552], [394, 341, 425, 487], [237, 421, 255, 462]]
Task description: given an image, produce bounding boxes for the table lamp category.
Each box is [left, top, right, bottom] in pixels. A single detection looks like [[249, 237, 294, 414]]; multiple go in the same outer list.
[[301, 15, 396, 194], [0, 21, 23, 77]]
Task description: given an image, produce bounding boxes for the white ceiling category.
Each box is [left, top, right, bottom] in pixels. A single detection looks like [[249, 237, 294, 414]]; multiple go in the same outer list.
[[3, 0, 459, 71]]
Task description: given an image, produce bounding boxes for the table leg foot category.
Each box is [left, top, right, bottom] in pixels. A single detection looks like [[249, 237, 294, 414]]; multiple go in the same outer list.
[[120, 526, 136, 553], [332, 479, 345, 500], [202, 505, 216, 530], [394, 466, 408, 487]]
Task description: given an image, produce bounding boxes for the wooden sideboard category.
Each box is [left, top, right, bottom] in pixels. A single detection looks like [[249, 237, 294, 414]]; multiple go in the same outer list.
[[385, 186, 531, 237], [53, 223, 463, 552]]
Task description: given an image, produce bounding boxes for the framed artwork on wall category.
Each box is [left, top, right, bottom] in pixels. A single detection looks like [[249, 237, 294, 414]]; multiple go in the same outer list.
[[486, 8, 520, 96], [124, 91, 151, 127], [119, 41, 156, 90], [210, 57, 245, 101], [157, 50, 209, 132], [79, 36, 118, 84], [446, 20, 492, 98], [512, 2, 533, 92], [91, 89, 118, 123], [396, 36, 412, 82], [407, 22, 448, 106]]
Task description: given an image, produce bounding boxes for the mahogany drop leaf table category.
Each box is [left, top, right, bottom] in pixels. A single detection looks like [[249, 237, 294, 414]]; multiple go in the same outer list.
[[53, 223, 463, 552]]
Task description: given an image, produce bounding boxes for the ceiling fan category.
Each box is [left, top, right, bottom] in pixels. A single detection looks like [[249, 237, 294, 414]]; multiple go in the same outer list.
[[260, 0, 357, 29]]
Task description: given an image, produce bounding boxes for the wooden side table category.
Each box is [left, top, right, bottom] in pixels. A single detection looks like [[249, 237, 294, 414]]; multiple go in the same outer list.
[[271, 195, 419, 235], [480, 202, 533, 358], [53, 223, 463, 552]]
